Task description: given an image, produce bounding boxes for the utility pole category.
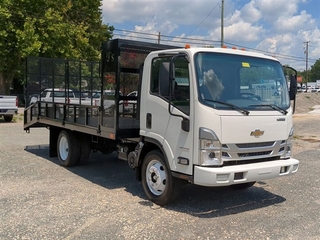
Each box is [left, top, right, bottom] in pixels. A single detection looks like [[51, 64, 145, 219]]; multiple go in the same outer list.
[[304, 41, 310, 92], [158, 32, 161, 44], [221, 0, 224, 47]]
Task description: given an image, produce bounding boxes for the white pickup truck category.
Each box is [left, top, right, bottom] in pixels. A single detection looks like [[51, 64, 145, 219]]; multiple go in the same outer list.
[[29, 88, 129, 108], [29, 88, 87, 118], [0, 95, 18, 122], [29, 88, 82, 105]]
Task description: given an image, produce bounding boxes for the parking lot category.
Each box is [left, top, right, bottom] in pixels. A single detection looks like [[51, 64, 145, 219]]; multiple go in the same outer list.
[[0, 111, 319, 239]]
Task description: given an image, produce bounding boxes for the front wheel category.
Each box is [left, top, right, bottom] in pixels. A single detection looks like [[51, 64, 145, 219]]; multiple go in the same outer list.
[[141, 150, 181, 206]]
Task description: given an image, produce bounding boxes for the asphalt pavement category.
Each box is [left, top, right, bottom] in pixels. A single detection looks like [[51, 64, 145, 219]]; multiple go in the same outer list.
[[0, 116, 319, 240]]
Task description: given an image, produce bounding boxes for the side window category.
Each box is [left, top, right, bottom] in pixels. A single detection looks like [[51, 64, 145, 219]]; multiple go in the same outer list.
[[150, 57, 170, 94], [150, 56, 190, 115], [41, 91, 48, 98], [54, 91, 66, 97]]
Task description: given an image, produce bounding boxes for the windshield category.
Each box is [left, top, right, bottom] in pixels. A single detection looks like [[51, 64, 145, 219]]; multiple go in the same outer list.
[[195, 52, 290, 111]]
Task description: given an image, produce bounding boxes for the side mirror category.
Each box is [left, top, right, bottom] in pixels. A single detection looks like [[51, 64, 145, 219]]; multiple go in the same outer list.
[[283, 65, 297, 113], [289, 74, 297, 100]]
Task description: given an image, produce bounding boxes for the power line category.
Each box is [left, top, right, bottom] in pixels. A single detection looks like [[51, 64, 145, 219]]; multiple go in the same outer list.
[[114, 29, 159, 37], [222, 41, 308, 62], [113, 28, 318, 63], [114, 29, 221, 45], [185, 2, 219, 37]]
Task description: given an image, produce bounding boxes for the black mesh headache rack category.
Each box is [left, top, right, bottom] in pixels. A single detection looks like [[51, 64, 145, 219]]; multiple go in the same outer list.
[[24, 39, 180, 140]]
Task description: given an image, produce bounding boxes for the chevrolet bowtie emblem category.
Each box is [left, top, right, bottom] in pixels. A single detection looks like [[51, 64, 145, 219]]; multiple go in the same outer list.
[[250, 129, 264, 138]]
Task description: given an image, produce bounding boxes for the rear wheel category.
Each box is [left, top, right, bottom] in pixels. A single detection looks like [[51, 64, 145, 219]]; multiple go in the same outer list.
[[77, 137, 91, 165], [141, 150, 182, 206], [57, 130, 80, 167], [4, 115, 13, 122]]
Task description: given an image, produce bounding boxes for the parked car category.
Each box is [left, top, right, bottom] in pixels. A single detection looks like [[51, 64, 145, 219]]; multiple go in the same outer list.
[[29, 88, 82, 105], [124, 91, 138, 114], [306, 88, 318, 93], [29, 88, 86, 118], [0, 95, 18, 122], [90, 90, 125, 114]]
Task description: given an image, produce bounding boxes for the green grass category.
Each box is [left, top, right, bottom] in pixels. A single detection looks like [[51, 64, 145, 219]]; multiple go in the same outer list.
[[12, 113, 24, 123], [293, 135, 302, 140]]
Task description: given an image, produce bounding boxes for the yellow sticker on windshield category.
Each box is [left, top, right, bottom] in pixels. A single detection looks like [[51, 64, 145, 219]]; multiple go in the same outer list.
[[242, 62, 250, 67]]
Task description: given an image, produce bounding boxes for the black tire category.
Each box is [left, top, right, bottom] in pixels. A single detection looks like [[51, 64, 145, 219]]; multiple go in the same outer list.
[[141, 150, 182, 206], [4, 115, 13, 122], [57, 130, 80, 167], [231, 181, 256, 190], [77, 137, 91, 165]]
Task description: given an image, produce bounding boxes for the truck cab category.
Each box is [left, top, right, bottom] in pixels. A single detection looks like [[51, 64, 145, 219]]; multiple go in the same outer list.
[[121, 44, 299, 205]]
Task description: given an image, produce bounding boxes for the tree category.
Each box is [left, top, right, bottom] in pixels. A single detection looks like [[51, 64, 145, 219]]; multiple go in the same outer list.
[[0, 0, 114, 94], [309, 59, 320, 82]]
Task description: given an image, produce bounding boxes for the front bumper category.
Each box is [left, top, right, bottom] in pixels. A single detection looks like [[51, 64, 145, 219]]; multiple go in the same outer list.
[[193, 158, 299, 187]]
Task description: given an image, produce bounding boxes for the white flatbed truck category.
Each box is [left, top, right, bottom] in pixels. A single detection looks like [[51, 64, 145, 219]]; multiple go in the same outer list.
[[24, 39, 299, 205]]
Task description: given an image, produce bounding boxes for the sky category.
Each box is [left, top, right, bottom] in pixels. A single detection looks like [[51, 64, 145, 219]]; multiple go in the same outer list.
[[101, 0, 320, 71]]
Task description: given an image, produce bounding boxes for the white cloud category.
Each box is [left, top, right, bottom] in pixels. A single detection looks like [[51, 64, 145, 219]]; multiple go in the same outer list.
[[274, 10, 315, 33], [257, 34, 296, 53], [102, 0, 320, 70], [103, 0, 222, 28], [158, 21, 178, 34], [306, 28, 320, 65], [209, 21, 264, 42], [254, 0, 300, 21], [240, 1, 262, 23]]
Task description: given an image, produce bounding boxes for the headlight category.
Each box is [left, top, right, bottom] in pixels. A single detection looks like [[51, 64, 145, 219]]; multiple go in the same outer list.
[[281, 126, 293, 159], [199, 128, 223, 166]]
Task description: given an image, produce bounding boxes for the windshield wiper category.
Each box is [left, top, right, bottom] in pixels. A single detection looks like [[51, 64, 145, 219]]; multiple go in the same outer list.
[[249, 104, 288, 115], [203, 99, 250, 115]]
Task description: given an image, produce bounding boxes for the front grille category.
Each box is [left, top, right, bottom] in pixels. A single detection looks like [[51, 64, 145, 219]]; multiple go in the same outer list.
[[238, 150, 272, 158], [236, 141, 275, 148], [222, 152, 230, 157], [222, 139, 285, 166]]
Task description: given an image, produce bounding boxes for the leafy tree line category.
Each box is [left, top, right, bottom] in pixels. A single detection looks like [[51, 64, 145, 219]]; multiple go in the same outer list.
[[0, 0, 114, 94], [297, 59, 320, 84]]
